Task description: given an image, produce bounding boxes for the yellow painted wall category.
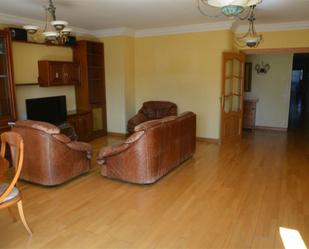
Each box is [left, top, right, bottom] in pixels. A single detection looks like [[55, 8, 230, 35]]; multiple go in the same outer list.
[[100, 36, 135, 133], [124, 36, 136, 123], [134, 30, 233, 138], [259, 29, 309, 49], [13, 42, 72, 84], [11, 42, 75, 119]]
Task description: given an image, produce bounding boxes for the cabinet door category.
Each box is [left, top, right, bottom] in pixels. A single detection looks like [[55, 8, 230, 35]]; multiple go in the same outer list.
[[77, 113, 92, 141], [0, 30, 16, 132], [0, 55, 11, 117], [243, 101, 257, 129], [63, 63, 80, 85], [49, 62, 64, 85]]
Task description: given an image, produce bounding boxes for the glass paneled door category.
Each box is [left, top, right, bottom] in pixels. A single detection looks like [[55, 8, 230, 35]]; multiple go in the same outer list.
[[0, 30, 16, 132], [220, 52, 245, 143]]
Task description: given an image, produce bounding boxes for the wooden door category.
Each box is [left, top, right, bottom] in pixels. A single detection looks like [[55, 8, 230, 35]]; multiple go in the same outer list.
[[63, 62, 80, 85], [49, 62, 64, 85], [220, 52, 245, 143]]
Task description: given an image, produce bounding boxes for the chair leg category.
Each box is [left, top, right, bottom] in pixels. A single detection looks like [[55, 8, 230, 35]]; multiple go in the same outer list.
[[17, 200, 32, 236], [8, 207, 17, 222]]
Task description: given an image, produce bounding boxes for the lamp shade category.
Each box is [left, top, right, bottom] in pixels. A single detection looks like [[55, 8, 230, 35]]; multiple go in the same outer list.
[[61, 27, 72, 35], [51, 20, 68, 31], [208, 0, 262, 7], [23, 25, 39, 34], [244, 35, 262, 47], [221, 5, 244, 16], [43, 31, 58, 41]]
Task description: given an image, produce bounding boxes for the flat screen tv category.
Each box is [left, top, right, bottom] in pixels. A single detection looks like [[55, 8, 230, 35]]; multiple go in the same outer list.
[[26, 96, 67, 125]]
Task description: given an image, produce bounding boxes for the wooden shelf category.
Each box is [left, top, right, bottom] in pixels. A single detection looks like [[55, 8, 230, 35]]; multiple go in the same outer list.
[[15, 83, 39, 86], [88, 66, 103, 69], [87, 52, 102, 56], [12, 40, 75, 48]]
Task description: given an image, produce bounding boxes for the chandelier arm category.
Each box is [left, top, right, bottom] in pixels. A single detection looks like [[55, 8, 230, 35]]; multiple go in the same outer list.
[[48, 0, 57, 21], [238, 4, 256, 20], [44, 6, 48, 32], [236, 29, 251, 40], [237, 8, 251, 20], [196, 0, 221, 18]]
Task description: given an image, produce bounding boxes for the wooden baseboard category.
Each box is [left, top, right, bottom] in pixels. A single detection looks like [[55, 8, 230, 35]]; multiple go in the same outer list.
[[254, 126, 288, 132], [196, 137, 219, 144], [107, 132, 128, 138]]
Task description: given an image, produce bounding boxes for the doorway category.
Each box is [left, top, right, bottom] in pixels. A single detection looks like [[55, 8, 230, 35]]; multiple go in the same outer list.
[[288, 53, 309, 131]]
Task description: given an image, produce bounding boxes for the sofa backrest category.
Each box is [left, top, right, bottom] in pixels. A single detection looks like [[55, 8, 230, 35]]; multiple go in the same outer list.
[[139, 101, 177, 119], [133, 112, 196, 182]]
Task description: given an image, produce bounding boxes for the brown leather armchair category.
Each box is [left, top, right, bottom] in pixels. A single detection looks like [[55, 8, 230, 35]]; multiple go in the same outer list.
[[12, 120, 92, 186], [127, 101, 177, 134], [98, 112, 196, 184]]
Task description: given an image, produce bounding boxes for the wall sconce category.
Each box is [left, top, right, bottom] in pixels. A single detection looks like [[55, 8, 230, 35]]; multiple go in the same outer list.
[[255, 61, 270, 74]]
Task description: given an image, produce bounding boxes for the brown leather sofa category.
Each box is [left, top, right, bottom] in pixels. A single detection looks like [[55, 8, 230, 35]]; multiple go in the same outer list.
[[97, 112, 196, 184], [12, 120, 92, 186], [127, 101, 177, 134]]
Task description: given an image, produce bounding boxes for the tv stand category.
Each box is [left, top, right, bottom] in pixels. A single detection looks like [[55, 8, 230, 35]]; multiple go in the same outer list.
[[66, 109, 92, 142]]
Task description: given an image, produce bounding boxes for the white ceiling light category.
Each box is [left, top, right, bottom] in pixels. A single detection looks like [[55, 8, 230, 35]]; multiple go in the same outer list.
[[197, 0, 262, 18], [23, 0, 72, 44]]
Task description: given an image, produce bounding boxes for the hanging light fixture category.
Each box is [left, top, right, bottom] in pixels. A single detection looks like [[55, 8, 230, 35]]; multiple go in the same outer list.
[[197, 0, 262, 19], [23, 0, 72, 44], [235, 5, 262, 48]]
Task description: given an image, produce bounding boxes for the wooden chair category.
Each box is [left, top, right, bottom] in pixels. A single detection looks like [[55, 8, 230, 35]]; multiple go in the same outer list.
[[0, 131, 32, 235]]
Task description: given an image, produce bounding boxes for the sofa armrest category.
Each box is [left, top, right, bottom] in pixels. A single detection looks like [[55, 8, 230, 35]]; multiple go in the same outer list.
[[66, 141, 92, 159], [127, 113, 148, 133], [97, 143, 130, 165], [52, 133, 71, 143]]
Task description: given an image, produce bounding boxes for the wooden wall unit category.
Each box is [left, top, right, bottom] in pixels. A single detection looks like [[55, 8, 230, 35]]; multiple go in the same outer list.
[[243, 99, 258, 130], [67, 110, 92, 141], [0, 30, 16, 133], [73, 41, 107, 138], [38, 61, 80, 87]]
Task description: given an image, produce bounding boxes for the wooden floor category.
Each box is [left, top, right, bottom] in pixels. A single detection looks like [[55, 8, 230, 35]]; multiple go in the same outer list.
[[1, 130, 309, 249]]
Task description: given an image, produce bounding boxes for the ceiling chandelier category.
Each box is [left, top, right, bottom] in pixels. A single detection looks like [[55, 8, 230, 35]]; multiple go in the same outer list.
[[197, 0, 262, 19], [235, 5, 263, 48], [23, 0, 72, 44]]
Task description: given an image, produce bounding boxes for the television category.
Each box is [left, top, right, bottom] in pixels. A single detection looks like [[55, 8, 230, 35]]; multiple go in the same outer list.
[[26, 96, 67, 125]]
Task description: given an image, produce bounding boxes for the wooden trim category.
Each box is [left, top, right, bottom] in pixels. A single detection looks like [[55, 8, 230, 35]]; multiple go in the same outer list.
[[15, 83, 39, 86], [241, 47, 309, 55], [196, 137, 219, 144], [107, 132, 127, 139], [12, 40, 75, 48], [255, 126, 288, 132]]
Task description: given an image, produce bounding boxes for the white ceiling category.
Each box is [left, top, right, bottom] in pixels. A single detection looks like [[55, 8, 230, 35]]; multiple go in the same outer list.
[[0, 0, 309, 32]]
